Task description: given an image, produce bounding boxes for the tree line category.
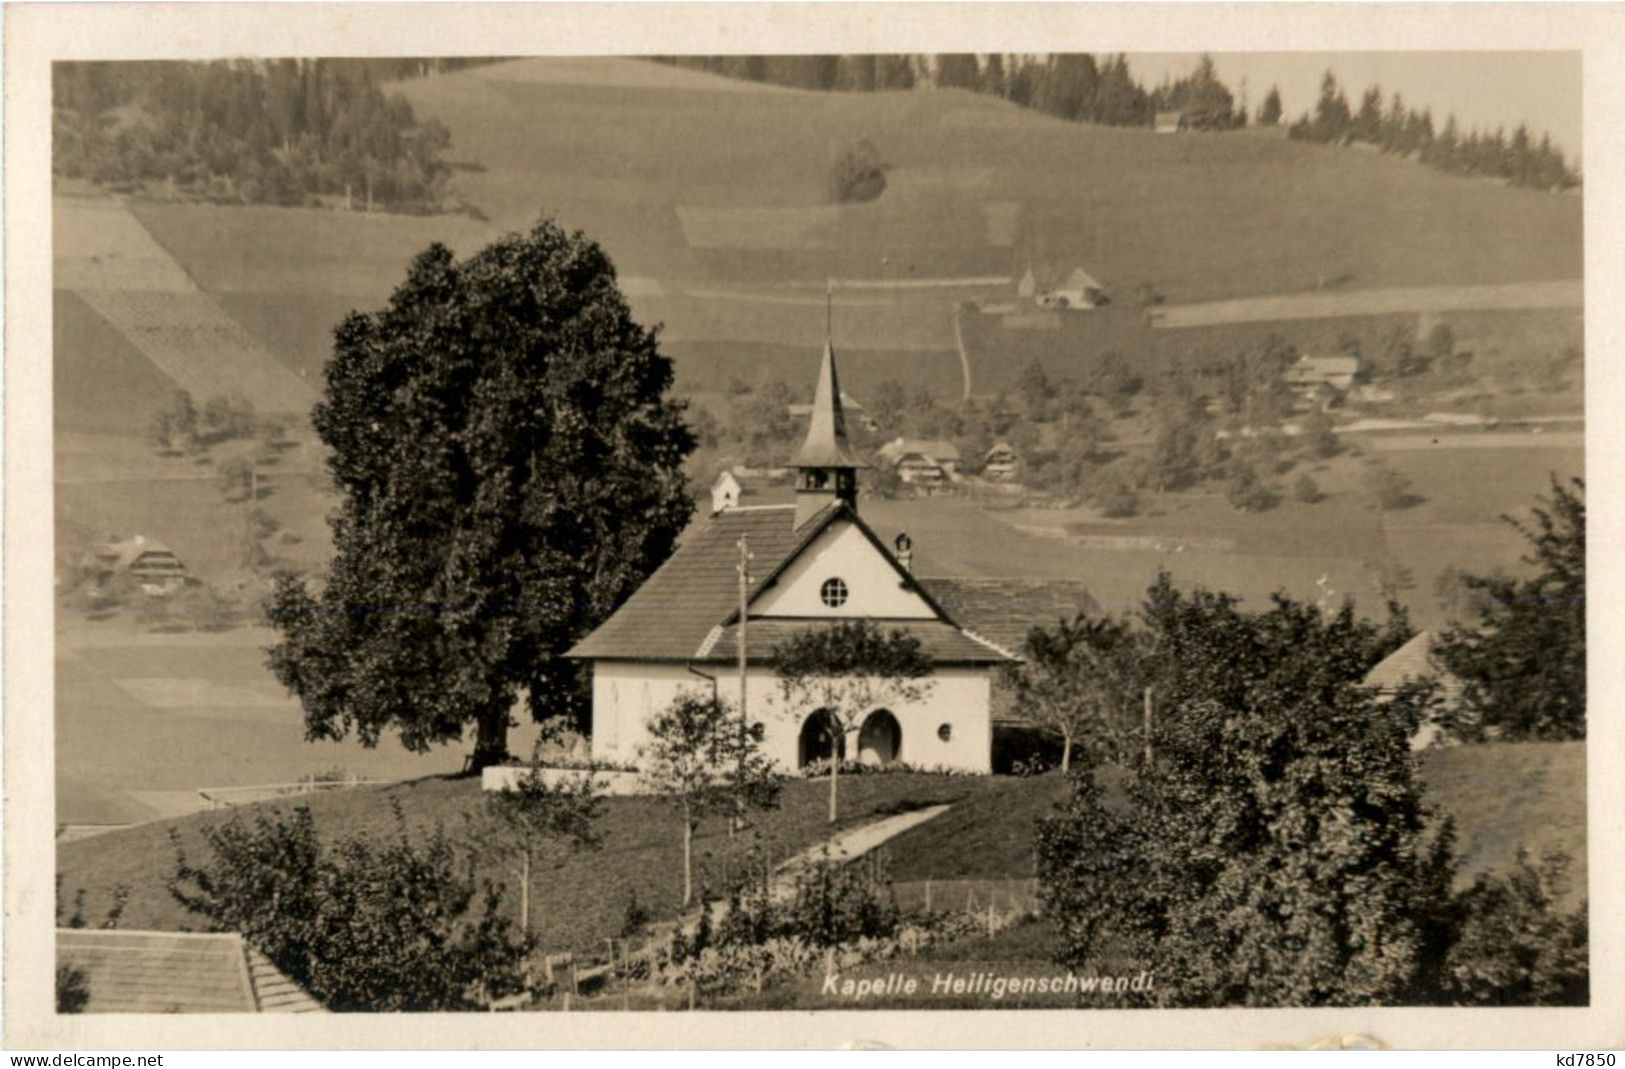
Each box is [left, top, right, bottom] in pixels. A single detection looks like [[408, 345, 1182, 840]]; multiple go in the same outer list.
[[1288, 70, 1579, 192], [655, 54, 1577, 192], [51, 59, 490, 212]]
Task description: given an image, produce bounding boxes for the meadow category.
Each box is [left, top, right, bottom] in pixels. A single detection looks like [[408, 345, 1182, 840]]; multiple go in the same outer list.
[[55, 771, 1004, 955]]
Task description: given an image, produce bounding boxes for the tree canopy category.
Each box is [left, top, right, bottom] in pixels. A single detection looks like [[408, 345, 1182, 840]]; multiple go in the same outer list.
[[267, 218, 694, 766], [1434, 476, 1585, 740]]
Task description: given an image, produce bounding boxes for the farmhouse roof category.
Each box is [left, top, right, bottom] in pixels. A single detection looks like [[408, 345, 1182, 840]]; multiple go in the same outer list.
[[93, 535, 182, 570], [985, 441, 1018, 459], [56, 929, 323, 1014], [1286, 355, 1361, 382], [878, 438, 961, 465], [918, 577, 1100, 655], [788, 343, 866, 470], [1363, 631, 1466, 706], [1059, 267, 1103, 293]]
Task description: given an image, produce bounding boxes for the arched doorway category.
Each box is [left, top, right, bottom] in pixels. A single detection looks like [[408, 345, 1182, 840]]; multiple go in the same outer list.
[[798, 709, 845, 768], [857, 709, 902, 768]]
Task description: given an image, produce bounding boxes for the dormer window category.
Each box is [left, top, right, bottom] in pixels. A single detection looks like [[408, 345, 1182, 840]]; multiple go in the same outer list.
[[820, 577, 849, 608]]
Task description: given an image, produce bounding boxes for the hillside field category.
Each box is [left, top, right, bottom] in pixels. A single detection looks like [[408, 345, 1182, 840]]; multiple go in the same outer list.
[[882, 741, 1587, 903], [59, 56, 1581, 414], [55, 772, 1004, 955]]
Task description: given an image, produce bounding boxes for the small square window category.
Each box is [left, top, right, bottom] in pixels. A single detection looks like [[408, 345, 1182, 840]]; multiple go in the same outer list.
[[820, 577, 849, 608]]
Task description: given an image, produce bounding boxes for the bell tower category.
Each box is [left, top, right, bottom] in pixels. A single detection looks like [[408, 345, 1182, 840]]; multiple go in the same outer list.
[[789, 341, 865, 528]]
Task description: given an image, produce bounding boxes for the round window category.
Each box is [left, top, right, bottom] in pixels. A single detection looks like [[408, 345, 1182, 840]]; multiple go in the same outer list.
[[820, 577, 849, 608]]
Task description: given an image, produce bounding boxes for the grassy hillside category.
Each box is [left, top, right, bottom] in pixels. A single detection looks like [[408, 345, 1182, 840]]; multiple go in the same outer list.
[[85, 56, 1580, 405], [56, 772, 1001, 955], [883, 741, 1587, 904]]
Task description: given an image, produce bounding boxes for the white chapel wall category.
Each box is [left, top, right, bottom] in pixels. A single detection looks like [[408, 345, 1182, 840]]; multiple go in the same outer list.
[[591, 660, 992, 774], [750, 520, 935, 620]]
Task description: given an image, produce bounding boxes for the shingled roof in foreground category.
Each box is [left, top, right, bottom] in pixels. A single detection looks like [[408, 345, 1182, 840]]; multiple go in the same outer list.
[[56, 929, 323, 1014], [918, 576, 1101, 656]]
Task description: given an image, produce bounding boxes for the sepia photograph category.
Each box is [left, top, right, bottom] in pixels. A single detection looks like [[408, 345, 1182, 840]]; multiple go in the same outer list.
[[5, 1, 1622, 1053]]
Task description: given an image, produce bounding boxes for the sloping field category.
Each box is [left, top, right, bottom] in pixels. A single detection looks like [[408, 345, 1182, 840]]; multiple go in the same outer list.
[[54, 196, 316, 414], [383, 58, 1579, 395], [56, 772, 1002, 955], [1152, 279, 1583, 330], [54, 289, 177, 434], [884, 741, 1586, 904], [77, 58, 1581, 406]]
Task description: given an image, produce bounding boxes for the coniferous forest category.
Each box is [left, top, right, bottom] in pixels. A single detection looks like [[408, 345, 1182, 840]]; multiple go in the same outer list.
[[52, 59, 497, 213], [656, 53, 1580, 193]]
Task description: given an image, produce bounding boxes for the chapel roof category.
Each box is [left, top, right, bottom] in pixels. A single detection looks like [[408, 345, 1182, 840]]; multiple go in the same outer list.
[[917, 577, 1101, 655]]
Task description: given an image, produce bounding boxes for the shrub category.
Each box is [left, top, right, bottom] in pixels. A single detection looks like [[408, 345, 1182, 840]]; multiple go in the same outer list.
[[828, 140, 888, 204], [1293, 474, 1323, 503], [1365, 463, 1420, 509], [56, 965, 91, 1013], [1225, 464, 1276, 511], [1443, 850, 1588, 1005], [169, 801, 531, 1011]]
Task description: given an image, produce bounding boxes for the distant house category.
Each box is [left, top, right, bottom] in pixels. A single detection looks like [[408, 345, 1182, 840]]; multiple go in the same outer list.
[[983, 441, 1021, 481], [56, 929, 324, 1013], [1035, 267, 1109, 311], [878, 438, 962, 485], [1283, 355, 1361, 393], [1363, 630, 1468, 751], [710, 470, 742, 513], [88, 534, 188, 595], [1155, 110, 1186, 134]]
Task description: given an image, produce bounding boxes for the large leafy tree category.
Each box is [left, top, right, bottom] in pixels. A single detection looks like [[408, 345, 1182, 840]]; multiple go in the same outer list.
[[1036, 579, 1451, 1006], [1015, 613, 1144, 772], [1433, 476, 1585, 740], [267, 218, 694, 767]]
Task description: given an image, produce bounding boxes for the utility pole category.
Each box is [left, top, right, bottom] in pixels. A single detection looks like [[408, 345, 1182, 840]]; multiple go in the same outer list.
[[732, 534, 752, 835]]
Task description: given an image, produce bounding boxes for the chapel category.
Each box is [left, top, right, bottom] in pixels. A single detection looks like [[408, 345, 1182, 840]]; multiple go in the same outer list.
[[567, 343, 1097, 773]]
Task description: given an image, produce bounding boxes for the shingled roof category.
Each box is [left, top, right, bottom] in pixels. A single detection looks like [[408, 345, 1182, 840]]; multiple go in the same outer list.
[[56, 929, 323, 1013], [918, 577, 1100, 656], [1363, 630, 1466, 706], [567, 503, 1021, 666], [568, 505, 827, 661]]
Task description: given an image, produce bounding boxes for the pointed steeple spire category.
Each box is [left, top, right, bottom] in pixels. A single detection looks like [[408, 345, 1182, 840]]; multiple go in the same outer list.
[[790, 296, 865, 527], [789, 341, 866, 470]]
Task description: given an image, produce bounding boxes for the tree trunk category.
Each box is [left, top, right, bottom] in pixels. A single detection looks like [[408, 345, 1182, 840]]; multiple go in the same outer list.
[[682, 812, 694, 908], [472, 708, 509, 771], [520, 848, 531, 936], [1060, 732, 1072, 774], [828, 742, 840, 824]]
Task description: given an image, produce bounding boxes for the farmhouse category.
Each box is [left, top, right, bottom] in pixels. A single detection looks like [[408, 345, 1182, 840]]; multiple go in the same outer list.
[[1284, 354, 1361, 394], [570, 345, 1093, 774], [1035, 267, 1108, 310], [877, 438, 961, 485], [1155, 110, 1186, 134], [87, 534, 188, 594], [1364, 630, 1469, 751], [983, 441, 1021, 481]]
